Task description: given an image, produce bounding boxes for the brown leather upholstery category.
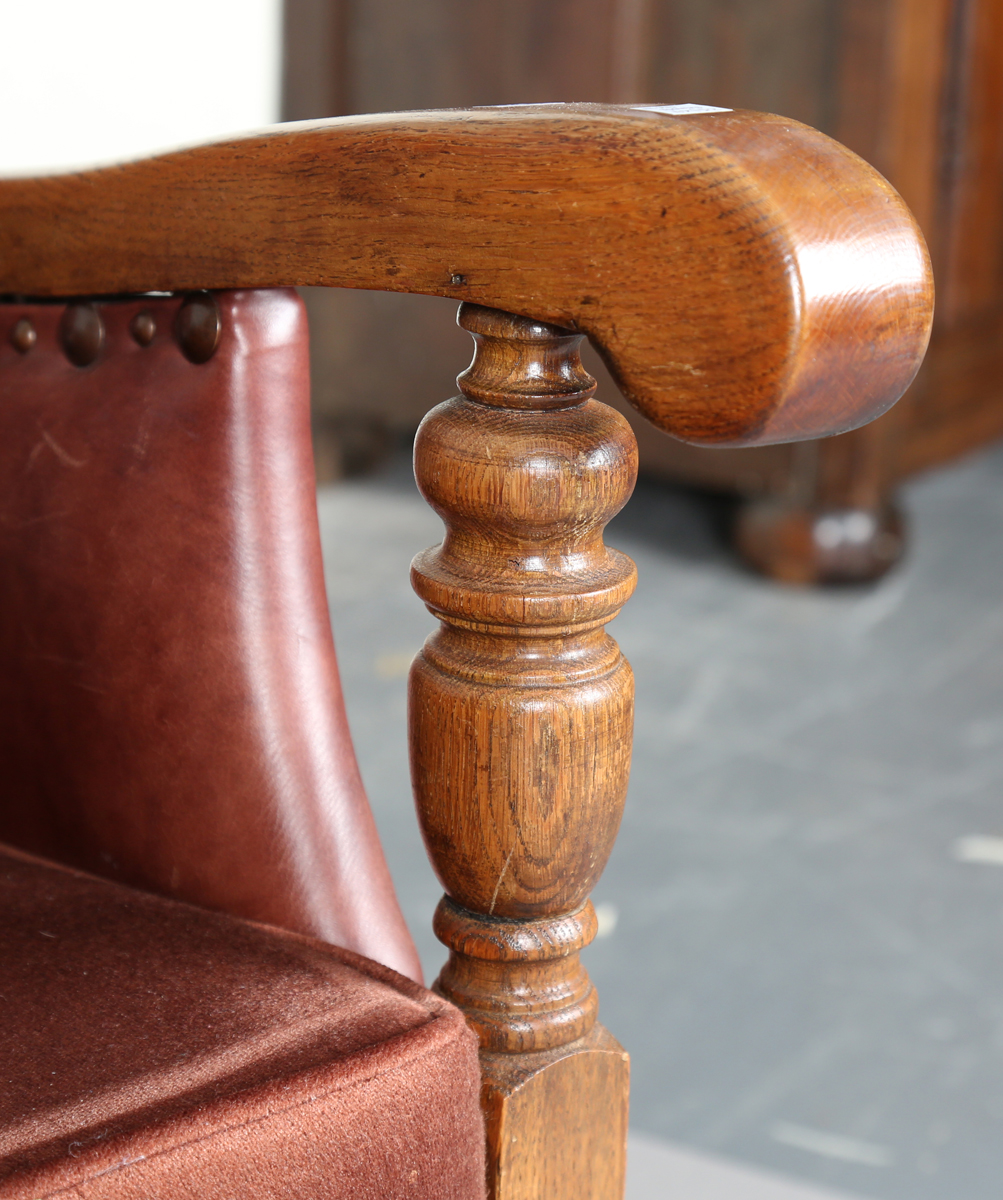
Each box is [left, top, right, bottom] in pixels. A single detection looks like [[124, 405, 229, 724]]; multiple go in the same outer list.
[[0, 291, 420, 981], [0, 844, 485, 1199]]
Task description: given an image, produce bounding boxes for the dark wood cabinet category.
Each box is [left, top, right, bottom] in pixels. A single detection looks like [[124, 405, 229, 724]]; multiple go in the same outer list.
[[285, 0, 1003, 581]]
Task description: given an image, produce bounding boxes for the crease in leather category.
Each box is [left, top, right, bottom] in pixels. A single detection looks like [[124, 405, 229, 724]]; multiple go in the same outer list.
[[0, 290, 420, 981]]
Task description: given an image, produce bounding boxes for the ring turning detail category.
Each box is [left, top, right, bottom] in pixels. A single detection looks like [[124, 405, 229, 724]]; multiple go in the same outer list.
[[410, 303, 636, 1198]]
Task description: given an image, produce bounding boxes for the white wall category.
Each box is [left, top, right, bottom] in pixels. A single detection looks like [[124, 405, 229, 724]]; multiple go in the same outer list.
[[0, 0, 283, 175]]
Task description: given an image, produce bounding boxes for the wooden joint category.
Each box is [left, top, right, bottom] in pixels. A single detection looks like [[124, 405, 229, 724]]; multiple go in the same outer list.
[[454, 303, 597, 410]]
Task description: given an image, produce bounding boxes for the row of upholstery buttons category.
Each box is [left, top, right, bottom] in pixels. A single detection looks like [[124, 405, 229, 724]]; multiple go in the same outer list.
[[5, 293, 221, 366]]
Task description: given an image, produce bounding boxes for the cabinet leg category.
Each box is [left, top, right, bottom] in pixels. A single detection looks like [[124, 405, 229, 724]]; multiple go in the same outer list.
[[733, 424, 906, 583], [734, 496, 904, 583]]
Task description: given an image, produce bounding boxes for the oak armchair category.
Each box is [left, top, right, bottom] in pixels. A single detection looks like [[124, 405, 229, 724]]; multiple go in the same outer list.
[[0, 104, 932, 1200]]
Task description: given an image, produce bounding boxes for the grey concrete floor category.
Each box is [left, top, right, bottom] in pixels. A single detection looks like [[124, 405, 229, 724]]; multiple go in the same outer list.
[[317, 438, 1003, 1200]]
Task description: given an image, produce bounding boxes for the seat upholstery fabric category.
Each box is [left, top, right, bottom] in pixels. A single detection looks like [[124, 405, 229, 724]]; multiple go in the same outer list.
[[0, 291, 419, 981], [0, 845, 486, 1199]]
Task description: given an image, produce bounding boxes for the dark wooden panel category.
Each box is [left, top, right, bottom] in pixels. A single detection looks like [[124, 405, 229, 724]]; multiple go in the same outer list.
[[283, 0, 348, 118], [834, 0, 951, 242], [646, 0, 842, 130], [346, 0, 619, 112], [937, 0, 1003, 325], [303, 288, 467, 433]]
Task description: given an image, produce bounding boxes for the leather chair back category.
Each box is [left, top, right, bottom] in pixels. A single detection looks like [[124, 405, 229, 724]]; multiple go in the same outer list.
[[0, 288, 420, 981]]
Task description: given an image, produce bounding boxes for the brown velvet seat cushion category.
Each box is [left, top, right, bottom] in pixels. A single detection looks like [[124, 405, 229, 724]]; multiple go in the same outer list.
[[0, 846, 485, 1199]]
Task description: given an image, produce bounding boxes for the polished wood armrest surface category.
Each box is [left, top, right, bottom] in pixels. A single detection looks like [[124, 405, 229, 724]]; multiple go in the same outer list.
[[0, 104, 932, 446], [0, 102, 937, 1200]]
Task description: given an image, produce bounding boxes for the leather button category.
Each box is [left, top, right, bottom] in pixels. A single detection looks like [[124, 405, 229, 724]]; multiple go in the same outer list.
[[9, 318, 37, 355], [60, 304, 104, 367], [131, 311, 157, 346], [175, 293, 221, 363]]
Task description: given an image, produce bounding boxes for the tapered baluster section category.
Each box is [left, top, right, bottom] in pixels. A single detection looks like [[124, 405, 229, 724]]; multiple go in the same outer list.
[[409, 303, 638, 1200]]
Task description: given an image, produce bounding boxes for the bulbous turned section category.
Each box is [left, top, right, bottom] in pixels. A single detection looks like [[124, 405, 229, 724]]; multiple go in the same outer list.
[[434, 896, 599, 1052], [409, 304, 639, 924], [411, 303, 637, 634], [410, 623, 633, 917], [411, 395, 636, 632]]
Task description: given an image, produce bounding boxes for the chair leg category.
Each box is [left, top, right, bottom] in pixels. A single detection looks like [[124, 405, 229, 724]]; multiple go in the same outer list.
[[409, 303, 637, 1200]]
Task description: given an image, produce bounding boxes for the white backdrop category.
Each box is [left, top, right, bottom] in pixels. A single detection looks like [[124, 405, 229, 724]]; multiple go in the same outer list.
[[0, 0, 282, 175]]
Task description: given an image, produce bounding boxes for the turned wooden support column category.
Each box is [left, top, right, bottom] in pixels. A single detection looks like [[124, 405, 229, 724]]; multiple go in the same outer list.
[[409, 302, 637, 1199]]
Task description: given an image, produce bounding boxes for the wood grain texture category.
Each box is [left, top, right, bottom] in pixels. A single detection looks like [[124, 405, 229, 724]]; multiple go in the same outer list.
[[835, 0, 953, 241], [935, 0, 1003, 326], [646, 0, 840, 129], [410, 306, 636, 931], [409, 304, 634, 1196], [281, 4, 1003, 586], [480, 1025, 629, 1200], [343, 0, 623, 112], [724, 0, 1003, 581], [624, 0, 1003, 581], [433, 897, 600, 1053], [0, 104, 932, 447], [282, 0, 349, 120]]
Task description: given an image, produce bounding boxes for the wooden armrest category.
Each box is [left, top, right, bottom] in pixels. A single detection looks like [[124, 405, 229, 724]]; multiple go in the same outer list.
[[0, 104, 932, 447], [0, 105, 935, 1200]]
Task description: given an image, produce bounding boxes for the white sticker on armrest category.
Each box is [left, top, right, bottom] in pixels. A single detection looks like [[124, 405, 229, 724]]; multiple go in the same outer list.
[[632, 104, 732, 115]]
